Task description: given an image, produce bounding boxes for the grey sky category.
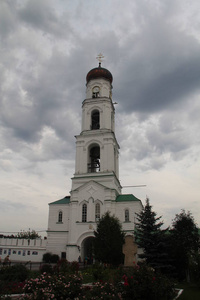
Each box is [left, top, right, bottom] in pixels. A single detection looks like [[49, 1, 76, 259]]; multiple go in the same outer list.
[[0, 0, 199, 235]]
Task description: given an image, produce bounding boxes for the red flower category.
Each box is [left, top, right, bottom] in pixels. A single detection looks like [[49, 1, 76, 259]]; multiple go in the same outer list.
[[124, 281, 129, 286]]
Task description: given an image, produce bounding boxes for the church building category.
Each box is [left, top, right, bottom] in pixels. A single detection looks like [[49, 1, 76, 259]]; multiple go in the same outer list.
[[46, 58, 143, 264]]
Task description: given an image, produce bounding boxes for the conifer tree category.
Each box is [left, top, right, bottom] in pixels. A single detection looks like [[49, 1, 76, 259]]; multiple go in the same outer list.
[[135, 198, 169, 271], [94, 211, 125, 266], [170, 210, 200, 281]]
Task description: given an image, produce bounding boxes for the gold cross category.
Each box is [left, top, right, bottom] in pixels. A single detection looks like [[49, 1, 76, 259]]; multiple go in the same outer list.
[[96, 53, 104, 66]]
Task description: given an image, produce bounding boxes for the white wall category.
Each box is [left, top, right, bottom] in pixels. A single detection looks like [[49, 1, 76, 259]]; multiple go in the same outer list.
[[0, 238, 47, 262]]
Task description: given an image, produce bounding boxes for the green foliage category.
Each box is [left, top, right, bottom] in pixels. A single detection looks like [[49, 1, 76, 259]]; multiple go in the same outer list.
[[135, 198, 170, 272], [0, 264, 29, 282], [190, 252, 200, 286], [40, 264, 53, 274], [16, 229, 41, 239], [0, 265, 28, 296], [120, 263, 175, 300], [20, 273, 83, 300], [91, 263, 123, 284], [85, 281, 122, 299], [93, 211, 125, 266], [0, 262, 175, 299], [170, 210, 200, 281], [42, 252, 59, 263]]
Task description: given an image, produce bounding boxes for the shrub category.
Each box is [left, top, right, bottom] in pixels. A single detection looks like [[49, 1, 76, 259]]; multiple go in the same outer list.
[[42, 252, 59, 263], [0, 265, 28, 296], [42, 252, 52, 263], [85, 281, 122, 299], [120, 263, 175, 300], [51, 254, 59, 263], [20, 272, 83, 300], [0, 264, 29, 282], [40, 263, 53, 274]]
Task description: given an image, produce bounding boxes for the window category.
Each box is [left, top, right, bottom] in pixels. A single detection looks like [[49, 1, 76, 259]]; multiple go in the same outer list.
[[58, 211, 63, 223], [18, 251, 21, 255], [4, 250, 7, 254], [32, 251, 38, 255], [82, 204, 87, 222], [95, 203, 100, 222], [91, 110, 100, 130], [8, 249, 11, 255], [0, 248, 2, 255], [27, 251, 30, 255], [88, 146, 100, 173], [125, 209, 129, 222], [13, 250, 17, 254]]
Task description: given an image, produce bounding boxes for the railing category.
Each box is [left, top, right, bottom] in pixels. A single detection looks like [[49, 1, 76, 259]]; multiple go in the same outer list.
[[0, 261, 56, 271], [88, 163, 100, 173]]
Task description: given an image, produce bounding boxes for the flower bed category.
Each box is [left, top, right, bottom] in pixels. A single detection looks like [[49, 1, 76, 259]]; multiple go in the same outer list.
[[1, 262, 176, 299]]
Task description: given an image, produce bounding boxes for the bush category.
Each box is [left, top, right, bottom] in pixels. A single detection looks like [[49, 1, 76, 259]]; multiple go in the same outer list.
[[19, 273, 83, 299], [120, 263, 175, 300], [42, 252, 59, 263], [85, 281, 122, 299], [0, 264, 29, 282], [0, 265, 28, 296], [40, 264, 53, 274], [51, 254, 59, 263]]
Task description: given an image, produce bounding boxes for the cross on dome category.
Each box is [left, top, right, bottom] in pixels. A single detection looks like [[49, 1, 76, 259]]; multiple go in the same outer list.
[[96, 53, 104, 67]]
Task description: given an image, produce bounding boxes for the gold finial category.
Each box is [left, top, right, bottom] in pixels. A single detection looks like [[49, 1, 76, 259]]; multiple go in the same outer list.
[[96, 53, 104, 67]]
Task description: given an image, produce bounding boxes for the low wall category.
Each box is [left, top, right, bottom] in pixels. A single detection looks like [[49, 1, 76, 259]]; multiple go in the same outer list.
[[0, 238, 47, 263]]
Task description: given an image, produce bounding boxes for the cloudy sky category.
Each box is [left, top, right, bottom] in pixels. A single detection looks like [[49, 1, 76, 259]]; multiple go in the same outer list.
[[1, 0, 200, 236]]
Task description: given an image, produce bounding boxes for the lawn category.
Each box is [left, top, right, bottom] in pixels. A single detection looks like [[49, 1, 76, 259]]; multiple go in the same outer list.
[[177, 283, 200, 300]]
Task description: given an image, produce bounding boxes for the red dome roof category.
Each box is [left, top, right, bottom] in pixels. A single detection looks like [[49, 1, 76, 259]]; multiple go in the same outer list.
[[86, 65, 113, 84]]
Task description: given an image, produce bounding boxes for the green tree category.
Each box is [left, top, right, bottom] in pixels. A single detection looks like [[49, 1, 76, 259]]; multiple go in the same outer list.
[[17, 229, 41, 239], [93, 211, 125, 266], [135, 198, 170, 272], [169, 210, 200, 281]]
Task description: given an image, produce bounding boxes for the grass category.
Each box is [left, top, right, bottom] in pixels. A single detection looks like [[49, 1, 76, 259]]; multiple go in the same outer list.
[[177, 283, 200, 300]]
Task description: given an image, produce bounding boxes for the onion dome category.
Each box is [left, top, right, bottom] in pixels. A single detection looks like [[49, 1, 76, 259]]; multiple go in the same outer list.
[[86, 64, 113, 84]]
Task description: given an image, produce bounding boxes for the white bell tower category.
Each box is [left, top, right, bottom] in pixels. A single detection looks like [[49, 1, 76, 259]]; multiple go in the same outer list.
[[71, 56, 121, 196], [47, 56, 143, 262]]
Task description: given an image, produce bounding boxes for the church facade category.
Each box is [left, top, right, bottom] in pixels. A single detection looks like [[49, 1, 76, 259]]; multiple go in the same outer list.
[[46, 62, 143, 263]]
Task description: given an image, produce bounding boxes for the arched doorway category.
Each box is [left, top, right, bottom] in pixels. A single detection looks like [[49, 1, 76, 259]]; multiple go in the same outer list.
[[81, 237, 94, 265]]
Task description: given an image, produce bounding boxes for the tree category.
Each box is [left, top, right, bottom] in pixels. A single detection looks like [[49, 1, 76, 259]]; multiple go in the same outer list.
[[169, 210, 200, 281], [17, 229, 41, 239], [93, 211, 125, 266], [135, 198, 170, 272]]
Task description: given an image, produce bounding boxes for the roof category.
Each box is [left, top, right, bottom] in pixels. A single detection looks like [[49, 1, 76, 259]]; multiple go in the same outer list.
[[86, 65, 113, 84], [49, 196, 70, 205], [116, 194, 141, 202]]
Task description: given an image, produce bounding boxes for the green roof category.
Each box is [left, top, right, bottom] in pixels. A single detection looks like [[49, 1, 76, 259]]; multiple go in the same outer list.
[[116, 194, 141, 202], [49, 196, 70, 205]]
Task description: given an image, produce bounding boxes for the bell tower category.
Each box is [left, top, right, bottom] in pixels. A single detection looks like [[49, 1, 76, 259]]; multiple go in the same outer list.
[[71, 55, 121, 196], [47, 57, 143, 262]]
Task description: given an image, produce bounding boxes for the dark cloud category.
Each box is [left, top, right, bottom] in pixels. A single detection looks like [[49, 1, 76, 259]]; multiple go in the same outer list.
[[0, 0, 199, 170], [0, 1, 18, 40], [114, 19, 200, 114], [19, 0, 72, 38]]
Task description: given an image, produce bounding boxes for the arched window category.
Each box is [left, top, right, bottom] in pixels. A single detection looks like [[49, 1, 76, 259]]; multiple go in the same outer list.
[[82, 204, 87, 222], [88, 146, 100, 172], [125, 209, 129, 222], [91, 110, 100, 130], [58, 211, 63, 223], [95, 203, 100, 222]]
